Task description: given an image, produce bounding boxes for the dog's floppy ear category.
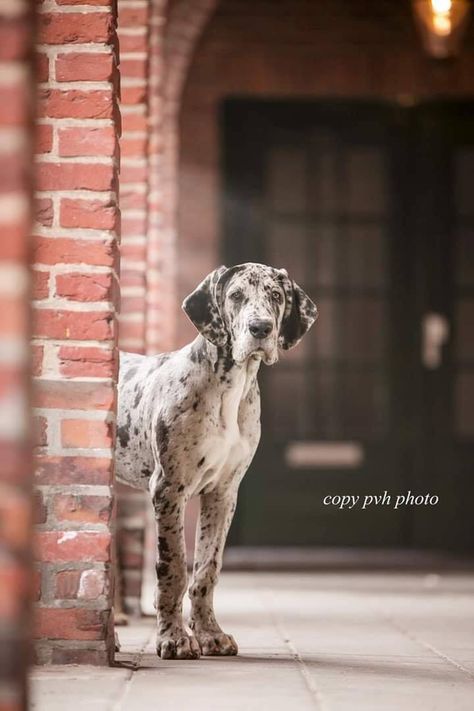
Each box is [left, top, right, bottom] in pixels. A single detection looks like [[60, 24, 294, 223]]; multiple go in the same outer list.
[[278, 271, 318, 350], [182, 266, 228, 347]]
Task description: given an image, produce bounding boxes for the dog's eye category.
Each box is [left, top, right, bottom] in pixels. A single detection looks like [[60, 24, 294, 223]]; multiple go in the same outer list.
[[229, 290, 243, 302], [272, 290, 282, 303]]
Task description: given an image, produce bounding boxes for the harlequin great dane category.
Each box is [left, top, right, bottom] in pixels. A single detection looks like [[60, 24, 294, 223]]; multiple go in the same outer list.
[[116, 262, 317, 659]]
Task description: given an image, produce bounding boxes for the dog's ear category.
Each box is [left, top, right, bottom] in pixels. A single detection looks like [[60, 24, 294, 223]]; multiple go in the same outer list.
[[278, 273, 318, 351], [182, 266, 228, 347]]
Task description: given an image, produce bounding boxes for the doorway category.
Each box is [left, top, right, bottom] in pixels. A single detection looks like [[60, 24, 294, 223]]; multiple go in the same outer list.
[[222, 99, 474, 551]]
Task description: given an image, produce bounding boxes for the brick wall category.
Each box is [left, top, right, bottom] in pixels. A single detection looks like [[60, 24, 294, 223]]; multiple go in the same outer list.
[[0, 0, 34, 705], [32, 0, 121, 665]]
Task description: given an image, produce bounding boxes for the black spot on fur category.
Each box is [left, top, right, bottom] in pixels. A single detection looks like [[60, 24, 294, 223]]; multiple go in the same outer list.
[[117, 413, 131, 448], [189, 340, 206, 364], [158, 536, 171, 562], [156, 562, 169, 578], [177, 484, 184, 492], [156, 419, 169, 455], [141, 466, 151, 477], [133, 388, 142, 408], [197, 456, 205, 468], [134, 427, 139, 435], [123, 367, 138, 383], [192, 399, 199, 411]]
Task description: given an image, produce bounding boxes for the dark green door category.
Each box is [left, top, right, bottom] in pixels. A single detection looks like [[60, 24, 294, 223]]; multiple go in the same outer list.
[[222, 100, 474, 551]]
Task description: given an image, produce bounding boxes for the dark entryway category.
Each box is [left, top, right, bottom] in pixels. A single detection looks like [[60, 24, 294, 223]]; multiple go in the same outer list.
[[222, 99, 474, 551]]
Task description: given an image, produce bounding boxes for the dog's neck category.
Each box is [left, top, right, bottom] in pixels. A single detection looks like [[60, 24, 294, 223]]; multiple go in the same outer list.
[[194, 336, 261, 396]]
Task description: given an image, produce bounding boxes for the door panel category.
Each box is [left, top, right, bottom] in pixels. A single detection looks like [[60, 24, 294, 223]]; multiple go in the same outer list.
[[222, 100, 474, 551]]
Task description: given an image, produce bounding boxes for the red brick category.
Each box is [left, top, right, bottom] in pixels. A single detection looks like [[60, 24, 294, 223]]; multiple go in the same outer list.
[[120, 86, 146, 105], [120, 135, 147, 157], [121, 217, 147, 240], [58, 346, 115, 378], [118, 33, 148, 53], [58, 127, 116, 157], [56, 0, 113, 4], [35, 456, 113, 486], [117, 320, 145, 341], [121, 296, 146, 314], [34, 491, 47, 524], [36, 162, 115, 191], [35, 124, 53, 154], [60, 199, 118, 230], [120, 268, 146, 288], [121, 111, 147, 131], [33, 416, 48, 448], [33, 569, 42, 602], [32, 270, 50, 300], [120, 163, 147, 182], [55, 272, 113, 302], [33, 237, 117, 269], [120, 58, 147, 79], [34, 198, 53, 227], [35, 531, 111, 563], [56, 52, 114, 82], [38, 14, 114, 45], [31, 345, 44, 377], [53, 493, 112, 523], [0, 83, 30, 126], [32, 380, 114, 411], [119, 7, 149, 26], [54, 568, 106, 600], [34, 608, 109, 641], [119, 189, 147, 210], [61, 419, 113, 448], [38, 89, 115, 120], [36, 52, 49, 82], [33, 309, 114, 340]]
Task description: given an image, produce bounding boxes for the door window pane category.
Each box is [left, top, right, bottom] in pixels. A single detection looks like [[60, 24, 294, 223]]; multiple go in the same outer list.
[[455, 227, 474, 287], [344, 224, 386, 288], [454, 149, 474, 217], [346, 147, 387, 216], [308, 224, 338, 288], [307, 297, 337, 360], [269, 369, 307, 437], [308, 131, 339, 214], [267, 221, 305, 284], [267, 145, 306, 212], [340, 371, 388, 438], [455, 372, 474, 436], [455, 300, 474, 360], [340, 298, 386, 360]]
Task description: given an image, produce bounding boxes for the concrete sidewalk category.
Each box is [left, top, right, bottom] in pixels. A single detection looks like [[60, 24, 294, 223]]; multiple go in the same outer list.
[[31, 572, 474, 710]]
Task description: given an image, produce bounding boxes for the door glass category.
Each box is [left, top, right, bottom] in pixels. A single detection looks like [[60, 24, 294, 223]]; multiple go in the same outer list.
[[346, 147, 387, 215], [267, 145, 306, 213]]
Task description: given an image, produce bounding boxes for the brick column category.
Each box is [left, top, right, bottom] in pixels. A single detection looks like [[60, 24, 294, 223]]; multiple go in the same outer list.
[[0, 1, 35, 705], [32, 0, 121, 665]]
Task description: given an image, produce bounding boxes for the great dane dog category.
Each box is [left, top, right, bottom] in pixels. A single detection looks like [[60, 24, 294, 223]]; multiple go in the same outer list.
[[116, 262, 317, 659]]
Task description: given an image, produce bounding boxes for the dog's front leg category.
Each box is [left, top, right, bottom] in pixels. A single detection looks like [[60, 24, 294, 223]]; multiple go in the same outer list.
[[188, 487, 238, 656], [153, 484, 200, 660]]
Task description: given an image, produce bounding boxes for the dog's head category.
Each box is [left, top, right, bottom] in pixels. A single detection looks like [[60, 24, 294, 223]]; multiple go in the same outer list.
[[182, 263, 317, 365]]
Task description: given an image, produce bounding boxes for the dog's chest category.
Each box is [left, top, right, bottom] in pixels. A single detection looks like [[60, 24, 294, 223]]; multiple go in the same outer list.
[[191, 369, 258, 494]]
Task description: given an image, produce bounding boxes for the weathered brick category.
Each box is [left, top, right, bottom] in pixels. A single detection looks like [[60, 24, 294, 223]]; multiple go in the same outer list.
[[56, 52, 114, 82], [33, 309, 114, 340], [55, 568, 105, 600], [38, 89, 115, 120], [36, 162, 115, 191], [35, 124, 53, 154], [61, 419, 114, 449], [58, 127, 116, 157], [58, 346, 115, 378], [32, 270, 50, 300], [33, 416, 48, 448], [32, 380, 115, 411], [34, 198, 53, 227], [33, 237, 118, 269], [60, 199, 118, 230], [35, 456, 113, 486], [34, 608, 109, 641], [120, 135, 147, 157], [34, 491, 47, 524], [119, 6, 149, 27], [31, 345, 44, 377], [120, 58, 147, 80], [120, 86, 147, 106], [53, 493, 112, 524], [36, 52, 49, 82], [38, 14, 114, 45], [35, 531, 111, 563]]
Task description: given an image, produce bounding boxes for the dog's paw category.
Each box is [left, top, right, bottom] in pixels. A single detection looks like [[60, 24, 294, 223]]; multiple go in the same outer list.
[[156, 632, 201, 660], [194, 630, 238, 656]]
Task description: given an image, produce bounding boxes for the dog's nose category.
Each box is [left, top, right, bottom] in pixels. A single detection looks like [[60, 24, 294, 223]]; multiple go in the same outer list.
[[248, 319, 272, 339]]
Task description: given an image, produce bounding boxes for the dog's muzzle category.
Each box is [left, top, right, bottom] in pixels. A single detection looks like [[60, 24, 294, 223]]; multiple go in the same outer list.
[[248, 319, 273, 339]]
